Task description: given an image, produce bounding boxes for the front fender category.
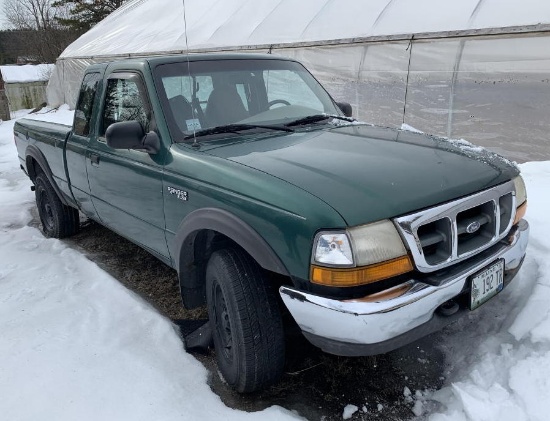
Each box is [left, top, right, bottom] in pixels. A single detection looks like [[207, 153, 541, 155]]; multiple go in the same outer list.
[[173, 207, 289, 277]]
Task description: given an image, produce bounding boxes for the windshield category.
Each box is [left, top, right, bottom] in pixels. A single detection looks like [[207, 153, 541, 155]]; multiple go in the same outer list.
[[153, 58, 343, 142]]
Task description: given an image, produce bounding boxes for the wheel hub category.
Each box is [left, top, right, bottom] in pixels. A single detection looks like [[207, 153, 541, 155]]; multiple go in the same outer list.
[[214, 283, 233, 361], [39, 191, 55, 230]]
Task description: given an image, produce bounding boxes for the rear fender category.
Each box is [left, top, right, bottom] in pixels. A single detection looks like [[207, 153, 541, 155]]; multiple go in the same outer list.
[[26, 145, 71, 206]]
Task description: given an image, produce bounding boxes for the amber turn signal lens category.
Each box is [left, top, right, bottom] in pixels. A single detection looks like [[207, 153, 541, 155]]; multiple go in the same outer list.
[[513, 201, 527, 225], [310, 256, 414, 287]]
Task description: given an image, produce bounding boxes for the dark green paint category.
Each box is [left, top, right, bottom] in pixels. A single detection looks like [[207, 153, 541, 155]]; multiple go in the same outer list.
[[206, 124, 519, 226]]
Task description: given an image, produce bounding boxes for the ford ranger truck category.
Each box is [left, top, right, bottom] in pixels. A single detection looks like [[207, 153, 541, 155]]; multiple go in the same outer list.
[[13, 54, 529, 393]]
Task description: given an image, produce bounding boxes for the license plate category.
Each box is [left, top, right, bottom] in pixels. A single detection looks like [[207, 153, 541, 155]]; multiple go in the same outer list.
[[470, 259, 504, 310]]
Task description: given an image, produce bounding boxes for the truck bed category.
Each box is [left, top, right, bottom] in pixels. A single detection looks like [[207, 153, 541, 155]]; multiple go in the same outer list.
[[15, 118, 73, 202]]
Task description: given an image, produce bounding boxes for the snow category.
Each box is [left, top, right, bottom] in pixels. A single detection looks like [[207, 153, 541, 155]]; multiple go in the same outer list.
[[400, 123, 520, 171], [401, 123, 424, 134], [3, 107, 550, 421], [0, 111, 300, 421], [342, 404, 358, 420], [412, 400, 424, 417], [0, 64, 55, 83], [428, 161, 550, 421], [21, 104, 75, 126]]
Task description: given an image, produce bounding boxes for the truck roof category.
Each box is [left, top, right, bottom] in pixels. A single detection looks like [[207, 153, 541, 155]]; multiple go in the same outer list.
[[147, 53, 294, 65], [90, 53, 293, 70]]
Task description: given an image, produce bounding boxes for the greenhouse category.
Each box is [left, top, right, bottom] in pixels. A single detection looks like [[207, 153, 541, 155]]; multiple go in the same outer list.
[[48, 0, 550, 161]]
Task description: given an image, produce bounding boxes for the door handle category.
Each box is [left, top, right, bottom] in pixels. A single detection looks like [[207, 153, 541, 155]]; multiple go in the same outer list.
[[90, 153, 100, 166]]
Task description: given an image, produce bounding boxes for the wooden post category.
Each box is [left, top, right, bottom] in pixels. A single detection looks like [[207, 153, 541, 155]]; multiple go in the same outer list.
[[0, 75, 11, 121]]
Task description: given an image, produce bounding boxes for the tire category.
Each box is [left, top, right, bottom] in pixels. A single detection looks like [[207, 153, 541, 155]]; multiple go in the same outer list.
[[206, 248, 285, 393], [35, 172, 79, 238]]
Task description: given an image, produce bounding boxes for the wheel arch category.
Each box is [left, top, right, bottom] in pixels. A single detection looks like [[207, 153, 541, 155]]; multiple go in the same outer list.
[[25, 145, 69, 206], [173, 208, 289, 308]]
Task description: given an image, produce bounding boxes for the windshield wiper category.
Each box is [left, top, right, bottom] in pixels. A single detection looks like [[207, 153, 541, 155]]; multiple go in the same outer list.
[[285, 114, 355, 127], [183, 123, 294, 140]]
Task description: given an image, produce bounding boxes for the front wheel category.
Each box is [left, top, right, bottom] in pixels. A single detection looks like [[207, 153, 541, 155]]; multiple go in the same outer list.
[[35, 172, 79, 238], [206, 248, 285, 393]]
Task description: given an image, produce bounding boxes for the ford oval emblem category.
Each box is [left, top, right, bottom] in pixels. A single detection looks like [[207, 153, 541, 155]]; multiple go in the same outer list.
[[466, 221, 481, 234]]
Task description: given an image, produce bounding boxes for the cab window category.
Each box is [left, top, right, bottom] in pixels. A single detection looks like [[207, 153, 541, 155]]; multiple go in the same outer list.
[[101, 77, 149, 136], [74, 72, 101, 137]]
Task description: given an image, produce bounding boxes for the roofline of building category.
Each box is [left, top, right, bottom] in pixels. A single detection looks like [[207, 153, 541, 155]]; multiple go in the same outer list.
[[57, 23, 550, 61]]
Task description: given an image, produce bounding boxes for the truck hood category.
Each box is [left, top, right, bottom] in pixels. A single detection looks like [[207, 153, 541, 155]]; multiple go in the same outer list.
[[203, 124, 519, 226]]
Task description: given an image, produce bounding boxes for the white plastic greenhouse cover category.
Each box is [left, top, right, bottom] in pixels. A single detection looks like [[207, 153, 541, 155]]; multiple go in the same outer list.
[[48, 0, 550, 107], [61, 0, 550, 58], [48, 0, 550, 127]]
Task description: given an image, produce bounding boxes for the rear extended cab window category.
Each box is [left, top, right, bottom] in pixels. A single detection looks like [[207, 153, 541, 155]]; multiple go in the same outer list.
[[73, 73, 101, 137]]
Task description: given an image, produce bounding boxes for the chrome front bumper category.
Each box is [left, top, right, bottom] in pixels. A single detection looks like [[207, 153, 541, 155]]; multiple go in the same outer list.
[[280, 219, 529, 356]]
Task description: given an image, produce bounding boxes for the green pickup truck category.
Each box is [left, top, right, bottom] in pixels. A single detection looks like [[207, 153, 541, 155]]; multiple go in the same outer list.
[[14, 54, 529, 393]]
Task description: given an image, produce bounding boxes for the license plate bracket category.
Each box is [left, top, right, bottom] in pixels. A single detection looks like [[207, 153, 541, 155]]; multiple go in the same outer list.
[[470, 259, 504, 311]]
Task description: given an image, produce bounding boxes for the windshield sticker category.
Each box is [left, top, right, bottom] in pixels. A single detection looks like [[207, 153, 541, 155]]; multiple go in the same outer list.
[[186, 119, 201, 131]]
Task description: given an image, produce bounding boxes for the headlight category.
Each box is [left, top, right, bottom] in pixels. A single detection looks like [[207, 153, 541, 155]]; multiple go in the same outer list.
[[313, 232, 354, 266], [348, 220, 409, 266], [513, 175, 527, 206], [311, 220, 413, 287]]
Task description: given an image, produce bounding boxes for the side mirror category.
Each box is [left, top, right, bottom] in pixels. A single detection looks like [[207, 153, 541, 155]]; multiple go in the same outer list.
[[105, 121, 160, 154], [336, 102, 353, 118]]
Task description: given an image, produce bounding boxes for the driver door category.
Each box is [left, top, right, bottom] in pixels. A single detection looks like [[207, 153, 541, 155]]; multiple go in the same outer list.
[[86, 72, 169, 260]]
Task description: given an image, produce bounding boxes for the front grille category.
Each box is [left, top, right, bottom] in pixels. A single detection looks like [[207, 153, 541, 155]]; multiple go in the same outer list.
[[394, 181, 517, 273], [417, 218, 451, 265]]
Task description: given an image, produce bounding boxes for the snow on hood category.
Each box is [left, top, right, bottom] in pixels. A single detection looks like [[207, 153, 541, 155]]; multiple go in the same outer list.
[[401, 122, 520, 171]]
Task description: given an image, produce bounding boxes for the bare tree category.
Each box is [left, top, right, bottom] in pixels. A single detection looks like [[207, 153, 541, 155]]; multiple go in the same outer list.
[[2, 0, 79, 63], [4, 0, 65, 30]]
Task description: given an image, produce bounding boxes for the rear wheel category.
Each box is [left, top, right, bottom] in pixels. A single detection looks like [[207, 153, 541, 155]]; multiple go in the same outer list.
[[35, 172, 79, 238], [206, 248, 285, 393]]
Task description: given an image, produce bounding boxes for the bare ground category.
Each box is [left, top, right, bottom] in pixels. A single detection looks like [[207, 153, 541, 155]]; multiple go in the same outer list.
[[34, 213, 449, 420]]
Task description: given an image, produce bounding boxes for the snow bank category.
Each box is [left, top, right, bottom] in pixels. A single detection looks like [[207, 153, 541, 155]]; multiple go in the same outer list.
[[427, 161, 550, 421], [0, 64, 55, 83], [0, 112, 299, 421], [342, 404, 358, 419]]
